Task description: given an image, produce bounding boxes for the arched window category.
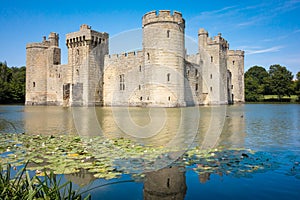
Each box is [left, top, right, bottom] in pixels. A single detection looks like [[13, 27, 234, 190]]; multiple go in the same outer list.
[[147, 53, 150, 60], [140, 96, 143, 101], [232, 60, 235, 65], [33, 82, 36, 88], [168, 96, 171, 101]]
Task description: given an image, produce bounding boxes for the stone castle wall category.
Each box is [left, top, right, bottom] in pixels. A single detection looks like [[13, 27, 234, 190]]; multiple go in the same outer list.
[[103, 51, 144, 106], [142, 10, 186, 107], [227, 50, 245, 102], [25, 10, 245, 107]]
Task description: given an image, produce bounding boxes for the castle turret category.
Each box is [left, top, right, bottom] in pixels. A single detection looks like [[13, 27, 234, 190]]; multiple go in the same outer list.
[[198, 28, 208, 48], [66, 24, 109, 106], [48, 32, 59, 47], [142, 10, 186, 107], [227, 50, 245, 103], [26, 33, 61, 105], [198, 29, 229, 104]]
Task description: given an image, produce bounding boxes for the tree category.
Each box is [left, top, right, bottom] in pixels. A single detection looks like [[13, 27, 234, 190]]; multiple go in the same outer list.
[[244, 66, 269, 101], [0, 62, 26, 104], [295, 71, 300, 101], [9, 67, 26, 102], [0, 62, 11, 103], [268, 64, 293, 100]]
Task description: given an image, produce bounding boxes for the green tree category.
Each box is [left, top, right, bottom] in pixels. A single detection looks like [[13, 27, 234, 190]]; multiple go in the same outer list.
[[268, 64, 293, 100], [0, 62, 11, 103], [295, 71, 300, 101], [9, 67, 26, 102], [244, 66, 268, 101], [0, 62, 26, 104]]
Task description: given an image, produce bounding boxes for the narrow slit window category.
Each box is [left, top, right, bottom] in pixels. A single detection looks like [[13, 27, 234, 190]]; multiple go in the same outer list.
[[168, 96, 171, 101], [33, 82, 36, 88], [147, 53, 150, 60], [210, 87, 213, 92], [211, 56, 213, 63], [167, 30, 170, 38], [233, 60, 235, 65], [195, 83, 198, 91], [210, 74, 212, 79], [195, 69, 198, 77], [120, 74, 125, 90], [167, 73, 170, 82], [139, 65, 142, 72]]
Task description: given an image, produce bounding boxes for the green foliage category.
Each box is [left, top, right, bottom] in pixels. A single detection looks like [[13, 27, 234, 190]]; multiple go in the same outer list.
[[295, 71, 300, 100], [0, 162, 90, 199], [0, 62, 25, 104], [245, 65, 297, 102], [244, 66, 268, 101], [268, 64, 294, 100]]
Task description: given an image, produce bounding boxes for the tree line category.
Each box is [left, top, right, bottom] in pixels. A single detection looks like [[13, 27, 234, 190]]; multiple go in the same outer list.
[[245, 64, 300, 102], [0, 62, 25, 104]]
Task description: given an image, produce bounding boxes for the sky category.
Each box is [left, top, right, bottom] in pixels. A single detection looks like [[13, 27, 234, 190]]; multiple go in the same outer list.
[[0, 0, 299, 75]]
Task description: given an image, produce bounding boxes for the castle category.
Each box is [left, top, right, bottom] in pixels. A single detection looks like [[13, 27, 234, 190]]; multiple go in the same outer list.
[[26, 10, 244, 107]]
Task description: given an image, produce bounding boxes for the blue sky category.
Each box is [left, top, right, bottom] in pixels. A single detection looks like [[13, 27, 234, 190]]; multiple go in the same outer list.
[[1, 0, 299, 75]]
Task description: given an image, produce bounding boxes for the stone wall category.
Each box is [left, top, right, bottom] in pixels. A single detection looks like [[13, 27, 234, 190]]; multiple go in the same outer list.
[[103, 51, 144, 106], [26, 10, 245, 107], [66, 24, 109, 106], [142, 10, 186, 107], [26, 33, 61, 105], [227, 50, 245, 103]]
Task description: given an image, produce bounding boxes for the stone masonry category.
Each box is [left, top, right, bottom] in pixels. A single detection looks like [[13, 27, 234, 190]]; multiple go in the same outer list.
[[26, 10, 244, 107]]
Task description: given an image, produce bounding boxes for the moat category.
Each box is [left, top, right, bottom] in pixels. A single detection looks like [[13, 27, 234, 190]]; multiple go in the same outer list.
[[0, 104, 299, 199]]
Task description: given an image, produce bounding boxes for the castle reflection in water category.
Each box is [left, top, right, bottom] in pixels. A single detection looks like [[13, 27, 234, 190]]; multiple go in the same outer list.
[[24, 105, 245, 199]]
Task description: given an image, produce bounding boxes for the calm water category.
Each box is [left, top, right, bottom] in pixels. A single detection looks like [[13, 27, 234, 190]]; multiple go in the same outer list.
[[0, 104, 300, 199]]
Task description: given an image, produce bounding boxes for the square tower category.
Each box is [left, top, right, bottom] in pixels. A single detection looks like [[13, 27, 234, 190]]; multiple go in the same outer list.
[[66, 24, 109, 106]]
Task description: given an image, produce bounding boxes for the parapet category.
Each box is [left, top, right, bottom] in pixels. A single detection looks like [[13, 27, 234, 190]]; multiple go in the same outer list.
[[26, 32, 59, 49], [227, 50, 245, 56], [105, 50, 143, 61], [142, 10, 185, 27], [80, 24, 91, 30], [66, 24, 109, 48], [198, 28, 208, 36]]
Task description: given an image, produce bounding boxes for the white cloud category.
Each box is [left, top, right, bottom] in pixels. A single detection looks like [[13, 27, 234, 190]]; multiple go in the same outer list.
[[245, 46, 284, 55]]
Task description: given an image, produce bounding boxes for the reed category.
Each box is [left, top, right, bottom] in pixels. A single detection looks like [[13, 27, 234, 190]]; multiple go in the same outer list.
[[0, 162, 90, 200]]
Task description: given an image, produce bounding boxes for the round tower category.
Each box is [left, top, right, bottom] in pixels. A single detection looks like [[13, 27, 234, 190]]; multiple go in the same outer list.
[[142, 10, 186, 107]]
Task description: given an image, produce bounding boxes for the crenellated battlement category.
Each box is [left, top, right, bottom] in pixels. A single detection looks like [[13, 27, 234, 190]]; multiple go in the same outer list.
[[105, 50, 143, 61], [142, 10, 184, 27], [26, 32, 59, 49], [227, 50, 245, 56], [66, 24, 108, 48], [198, 28, 229, 49], [26, 10, 244, 107]]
